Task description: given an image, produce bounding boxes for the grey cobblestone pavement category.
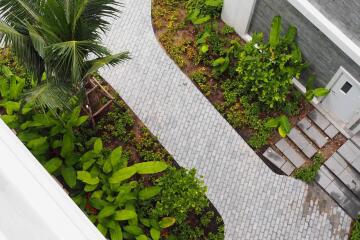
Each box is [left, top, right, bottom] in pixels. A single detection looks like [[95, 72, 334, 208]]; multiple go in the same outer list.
[[100, 0, 352, 239]]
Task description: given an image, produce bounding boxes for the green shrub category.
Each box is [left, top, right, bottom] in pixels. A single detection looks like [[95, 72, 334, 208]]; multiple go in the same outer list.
[[191, 69, 212, 96], [152, 167, 208, 223], [351, 216, 360, 240], [234, 16, 306, 109], [96, 105, 134, 143], [294, 153, 324, 183]]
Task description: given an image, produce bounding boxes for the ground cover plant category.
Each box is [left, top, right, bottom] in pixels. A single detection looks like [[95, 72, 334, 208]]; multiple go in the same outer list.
[[351, 216, 360, 240], [294, 153, 324, 183], [152, 0, 314, 154], [0, 49, 224, 240]]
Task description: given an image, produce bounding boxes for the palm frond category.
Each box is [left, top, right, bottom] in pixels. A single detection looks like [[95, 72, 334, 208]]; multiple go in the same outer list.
[[23, 81, 73, 115], [0, 20, 44, 80], [84, 51, 130, 77], [0, 0, 41, 26]]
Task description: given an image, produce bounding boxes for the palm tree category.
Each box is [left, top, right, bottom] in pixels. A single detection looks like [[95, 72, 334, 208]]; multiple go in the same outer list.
[[0, 0, 129, 112]]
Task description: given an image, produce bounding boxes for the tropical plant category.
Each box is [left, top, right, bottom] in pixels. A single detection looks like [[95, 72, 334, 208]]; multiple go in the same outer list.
[[305, 75, 330, 101], [0, 0, 129, 112], [235, 16, 306, 109], [186, 0, 223, 25], [265, 115, 292, 137]]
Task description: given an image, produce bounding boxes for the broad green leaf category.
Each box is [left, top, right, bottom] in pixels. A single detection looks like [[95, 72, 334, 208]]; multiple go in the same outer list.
[[89, 198, 108, 210], [0, 101, 20, 114], [139, 218, 151, 227], [264, 118, 279, 129], [84, 183, 98, 192], [94, 138, 103, 154], [61, 167, 77, 188], [313, 88, 330, 97], [109, 166, 137, 184], [98, 205, 117, 219], [76, 116, 88, 126], [193, 15, 211, 25], [200, 44, 209, 53], [0, 76, 9, 98], [83, 159, 96, 170], [269, 16, 281, 47], [205, 0, 222, 7], [77, 171, 99, 185], [27, 137, 48, 150], [138, 186, 161, 201], [150, 228, 160, 240], [103, 158, 113, 174], [109, 223, 123, 240], [110, 147, 123, 168], [284, 25, 297, 44], [123, 225, 143, 236], [134, 161, 168, 174], [60, 132, 74, 158], [279, 115, 291, 134], [212, 57, 225, 67], [44, 158, 62, 174], [114, 210, 137, 221], [278, 126, 288, 138], [97, 223, 108, 236], [159, 217, 176, 229], [136, 235, 148, 240], [1, 115, 17, 124]]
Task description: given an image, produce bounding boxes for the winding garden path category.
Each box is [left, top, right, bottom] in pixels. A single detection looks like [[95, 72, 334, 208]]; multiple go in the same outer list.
[[101, 0, 352, 239]]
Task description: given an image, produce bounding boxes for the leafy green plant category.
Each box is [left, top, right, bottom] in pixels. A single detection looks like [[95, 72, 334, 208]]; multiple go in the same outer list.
[[186, 0, 223, 25], [0, 0, 129, 112], [234, 16, 306, 109], [152, 167, 208, 224], [265, 115, 292, 137], [294, 153, 323, 183], [305, 75, 330, 101]]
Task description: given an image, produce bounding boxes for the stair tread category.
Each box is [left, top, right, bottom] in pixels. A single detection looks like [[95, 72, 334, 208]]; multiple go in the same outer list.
[[308, 109, 331, 130], [338, 141, 360, 172], [316, 166, 360, 219], [263, 147, 295, 175], [275, 139, 306, 168], [287, 128, 317, 158], [297, 118, 328, 148], [325, 153, 360, 197]]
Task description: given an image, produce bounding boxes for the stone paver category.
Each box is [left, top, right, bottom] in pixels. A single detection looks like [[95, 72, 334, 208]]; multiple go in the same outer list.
[[308, 109, 331, 130], [100, 1, 352, 238], [275, 139, 306, 168], [297, 118, 328, 148], [324, 124, 339, 139], [288, 128, 317, 158]]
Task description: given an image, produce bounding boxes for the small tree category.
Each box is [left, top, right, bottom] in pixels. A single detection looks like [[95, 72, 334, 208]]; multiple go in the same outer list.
[[0, 0, 129, 112]]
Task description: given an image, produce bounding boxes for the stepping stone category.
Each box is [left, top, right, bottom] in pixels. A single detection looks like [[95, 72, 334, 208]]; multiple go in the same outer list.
[[275, 139, 306, 168], [297, 118, 328, 148], [280, 161, 296, 175], [263, 148, 296, 175], [308, 109, 331, 130], [263, 147, 286, 169], [316, 166, 360, 219], [287, 128, 317, 158], [324, 124, 339, 139], [338, 140, 360, 172]]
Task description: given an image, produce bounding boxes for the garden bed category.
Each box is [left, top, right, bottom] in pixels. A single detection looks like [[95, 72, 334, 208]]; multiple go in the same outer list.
[[151, 0, 341, 174], [0, 49, 224, 240]]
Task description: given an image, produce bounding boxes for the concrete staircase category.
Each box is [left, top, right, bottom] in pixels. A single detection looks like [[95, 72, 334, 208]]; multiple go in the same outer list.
[[263, 109, 335, 175], [316, 138, 360, 218], [263, 109, 360, 219]]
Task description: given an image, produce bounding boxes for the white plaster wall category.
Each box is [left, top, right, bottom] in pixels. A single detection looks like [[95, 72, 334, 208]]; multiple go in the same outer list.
[[0, 119, 105, 240]]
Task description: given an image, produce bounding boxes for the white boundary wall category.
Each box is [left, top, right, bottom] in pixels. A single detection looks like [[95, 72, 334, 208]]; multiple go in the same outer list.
[[0, 119, 105, 240]]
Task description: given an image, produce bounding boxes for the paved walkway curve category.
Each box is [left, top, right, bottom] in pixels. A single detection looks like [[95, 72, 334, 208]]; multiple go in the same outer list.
[[101, 1, 352, 239]]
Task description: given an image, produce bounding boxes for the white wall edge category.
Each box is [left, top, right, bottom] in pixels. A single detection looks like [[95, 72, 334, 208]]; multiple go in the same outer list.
[[0, 119, 106, 240], [288, 0, 360, 67]]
